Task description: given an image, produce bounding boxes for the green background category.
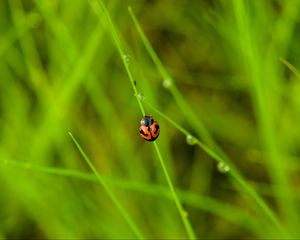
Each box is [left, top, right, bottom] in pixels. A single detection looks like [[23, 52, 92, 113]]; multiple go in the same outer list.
[[1, 0, 300, 239]]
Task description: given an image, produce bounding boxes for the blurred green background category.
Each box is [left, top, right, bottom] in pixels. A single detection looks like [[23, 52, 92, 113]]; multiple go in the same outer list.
[[1, 0, 300, 239]]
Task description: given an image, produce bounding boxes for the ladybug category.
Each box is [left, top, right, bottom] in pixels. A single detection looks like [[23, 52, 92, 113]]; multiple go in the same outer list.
[[139, 116, 160, 142]]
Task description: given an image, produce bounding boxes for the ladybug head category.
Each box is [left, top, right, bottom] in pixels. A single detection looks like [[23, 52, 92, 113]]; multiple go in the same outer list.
[[140, 116, 153, 126]]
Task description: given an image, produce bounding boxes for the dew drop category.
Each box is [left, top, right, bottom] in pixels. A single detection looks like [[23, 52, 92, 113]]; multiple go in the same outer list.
[[137, 93, 145, 101], [186, 135, 197, 145], [183, 210, 189, 218], [123, 54, 131, 66], [217, 162, 230, 174], [162, 78, 172, 89]]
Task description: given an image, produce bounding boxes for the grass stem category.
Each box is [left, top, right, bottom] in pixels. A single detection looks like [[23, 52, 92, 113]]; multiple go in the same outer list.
[[68, 132, 144, 239], [144, 99, 285, 236], [90, 1, 197, 238], [153, 142, 196, 239]]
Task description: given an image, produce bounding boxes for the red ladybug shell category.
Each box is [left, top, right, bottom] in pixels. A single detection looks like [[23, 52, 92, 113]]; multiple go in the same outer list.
[[139, 116, 160, 142]]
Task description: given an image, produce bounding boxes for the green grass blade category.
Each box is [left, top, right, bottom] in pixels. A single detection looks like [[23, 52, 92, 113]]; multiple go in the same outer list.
[[143, 100, 285, 236], [127, 7, 286, 235], [90, 1, 196, 238], [153, 142, 196, 239], [232, 0, 298, 236], [89, 0, 145, 116], [280, 58, 300, 80], [68, 132, 144, 239], [0, 157, 261, 235]]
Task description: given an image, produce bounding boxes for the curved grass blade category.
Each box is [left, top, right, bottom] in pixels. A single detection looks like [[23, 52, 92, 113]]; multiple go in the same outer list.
[[68, 132, 144, 239]]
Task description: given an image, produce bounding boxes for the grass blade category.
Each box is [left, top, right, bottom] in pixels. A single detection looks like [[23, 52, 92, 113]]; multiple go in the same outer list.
[[68, 132, 144, 239], [89, 1, 197, 238], [153, 142, 196, 239], [143, 96, 285, 236]]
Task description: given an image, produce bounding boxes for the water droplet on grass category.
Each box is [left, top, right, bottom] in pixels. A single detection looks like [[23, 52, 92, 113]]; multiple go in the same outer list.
[[137, 93, 145, 101], [186, 135, 197, 145], [163, 78, 172, 89], [123, 54, 131, 66], [217, 162, 230, 173]]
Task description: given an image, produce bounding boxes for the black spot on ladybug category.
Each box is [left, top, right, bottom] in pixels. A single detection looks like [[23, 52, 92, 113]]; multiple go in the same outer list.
[[139, 129, 149, 137], [154, 124, 159, 134]]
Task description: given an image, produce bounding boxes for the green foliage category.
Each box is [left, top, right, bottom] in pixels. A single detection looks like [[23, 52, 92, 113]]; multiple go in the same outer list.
[[1, 0, 300, 239]]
